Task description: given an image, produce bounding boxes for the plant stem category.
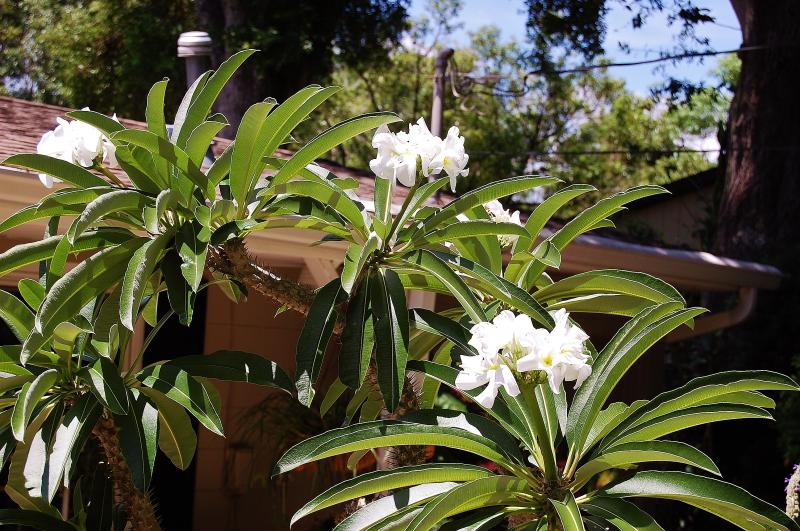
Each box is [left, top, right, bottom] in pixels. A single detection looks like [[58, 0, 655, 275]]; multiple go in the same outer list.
[[386, 178, 421, 244], [96, 164, 127, 188], [519, 382, 559, 482], [93, 413, 161, 530]]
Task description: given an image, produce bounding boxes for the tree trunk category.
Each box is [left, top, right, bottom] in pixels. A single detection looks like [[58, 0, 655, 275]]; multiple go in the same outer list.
[[701, 0, 800, 513], [715, 1, 800, 258]]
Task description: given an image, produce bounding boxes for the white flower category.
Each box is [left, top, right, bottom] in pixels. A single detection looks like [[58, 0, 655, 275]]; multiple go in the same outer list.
[[456, 310, 543, 407], [516, 309, 591, 393], [35, 109, 119, 188], [484, 200, 523, 247], [369, 119, 469, 192], [455, 350, 519, 408], [399, 118, 440, 177], [369, 124, 419, 187], [429, 126, 469, 192]]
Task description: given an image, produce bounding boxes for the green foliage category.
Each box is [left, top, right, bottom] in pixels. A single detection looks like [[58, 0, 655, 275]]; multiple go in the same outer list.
[[0, 47, 793, 531], [0, 0, 196, 118]]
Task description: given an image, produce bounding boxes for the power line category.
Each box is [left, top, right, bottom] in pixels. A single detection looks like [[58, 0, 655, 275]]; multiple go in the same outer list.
[[456, 45, 772, 98], [470, 145, 800, 158]]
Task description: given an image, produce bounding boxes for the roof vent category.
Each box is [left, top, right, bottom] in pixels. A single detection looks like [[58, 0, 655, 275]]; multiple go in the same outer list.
[[177, 31, 212, 87]]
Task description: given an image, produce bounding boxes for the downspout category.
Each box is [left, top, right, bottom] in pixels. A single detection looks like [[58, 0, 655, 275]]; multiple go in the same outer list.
[[666, 287, 758, 342]]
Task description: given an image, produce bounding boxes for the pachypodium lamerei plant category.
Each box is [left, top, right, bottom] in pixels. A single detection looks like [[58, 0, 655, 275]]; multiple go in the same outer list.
[[0, 49, 796, 531]]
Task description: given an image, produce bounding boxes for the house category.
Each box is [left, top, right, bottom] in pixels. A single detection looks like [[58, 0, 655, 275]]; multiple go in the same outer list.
[[0, 96, 782, 530]]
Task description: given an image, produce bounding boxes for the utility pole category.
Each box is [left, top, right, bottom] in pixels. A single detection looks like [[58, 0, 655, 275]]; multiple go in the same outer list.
[[430, 48, 455, 138]]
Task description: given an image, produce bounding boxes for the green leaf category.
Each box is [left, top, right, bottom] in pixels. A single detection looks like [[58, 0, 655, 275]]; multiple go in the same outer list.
[[408, 309, 474, 354], [319, 378, 348, 418], [139, 387, 197, 471], [174, 50, 256, 148], [547, 294, 654, 317], [604, 370, 799, 445], [230, 101, 278, 212], [176, 221, 210, 292], [372, 174, 393, 240], [390, 177, 451, 242], [581, 497, 664, 531], [11, 369, 58, 441], [339, 277, 374, 389], [568, 305, 705, 455], [0, 509, 76, 531], [186, 120, 228, 167], [295, 279, 342, 406], [515, 184, 596, 253], [421, 176, 560, 232], [2, 154, 109, 188], [256, 85, 340, 160], [370, 268, 409, 412], [263, 180, 369, 236], [430, 251, 553, 328], [535, 270, 685, 306], [112, 129, 210, 198], [162, 250, 194, 326], [6, 403, 62, 516], [0, 228, 132, 279], [0, 203, 86, 236], [0, 290, 35, 342], [165, 350, 294, 395], [549, 492, 586, 531], [518, 186, 669, 288], [335, 483, 457, 531], [419, 220, 529, 245], [78, 356, 129, 414], [113, 389, 158, 492], [275, 409, 523, 476], [35, 238, 145, 337], [405, 361, 529, 448], [18, 279, 45, 311], [600, 470, 800, 531], [39, 394, 101, 502], [65, 110, 124, 137], [401, 250, 485, 324], [292, 463, 492, 526], [120, 233, 170, 330], [146, 79, 169, 140], [574, 441, 719, 487], [136, 363, 223, 436], [407, 476, 529, 530], [341, 233, 379, 294], [600, 403, 772, 450], [268, 112, 401, 188]]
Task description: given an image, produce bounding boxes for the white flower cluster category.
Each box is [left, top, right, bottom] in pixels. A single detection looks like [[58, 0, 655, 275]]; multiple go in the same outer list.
[[36, 109, 118, 187], [455, 309, 591, 407], [369, 118, 468, 192], [484, 200, 523, 247]]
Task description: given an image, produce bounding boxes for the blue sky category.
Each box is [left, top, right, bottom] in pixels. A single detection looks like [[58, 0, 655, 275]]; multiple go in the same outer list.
[[408, 0, 741, 93]]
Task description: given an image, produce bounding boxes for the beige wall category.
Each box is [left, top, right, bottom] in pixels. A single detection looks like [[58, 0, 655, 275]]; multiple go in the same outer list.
[[618, 186, 714, 250], [192, 269, 340, 531]]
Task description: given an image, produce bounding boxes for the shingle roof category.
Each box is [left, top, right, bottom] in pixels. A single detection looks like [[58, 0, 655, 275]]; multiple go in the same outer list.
[[0, 95, 447, 205]]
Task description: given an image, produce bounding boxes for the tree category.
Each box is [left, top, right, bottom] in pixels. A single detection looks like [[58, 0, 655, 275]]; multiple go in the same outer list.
[[523, 0, 800, 514], [0, 0, 196, 119], [297, 4, 716, 209], [195, 0, 409, 134]]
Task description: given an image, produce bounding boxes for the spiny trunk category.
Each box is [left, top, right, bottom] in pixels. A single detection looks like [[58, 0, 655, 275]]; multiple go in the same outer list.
[[207, 239, 425, 469], [93, 414, 161, 531]]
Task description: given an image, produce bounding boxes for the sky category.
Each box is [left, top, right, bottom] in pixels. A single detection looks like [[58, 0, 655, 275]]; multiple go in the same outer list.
[[408, 0, 742, 94]]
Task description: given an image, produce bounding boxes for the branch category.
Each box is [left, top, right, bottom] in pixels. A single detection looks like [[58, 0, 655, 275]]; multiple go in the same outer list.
[[93, 414, 161, 531]]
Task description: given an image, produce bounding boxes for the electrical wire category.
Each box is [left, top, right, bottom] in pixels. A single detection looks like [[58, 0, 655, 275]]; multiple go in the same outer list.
[[455, 45, 772, 98]]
